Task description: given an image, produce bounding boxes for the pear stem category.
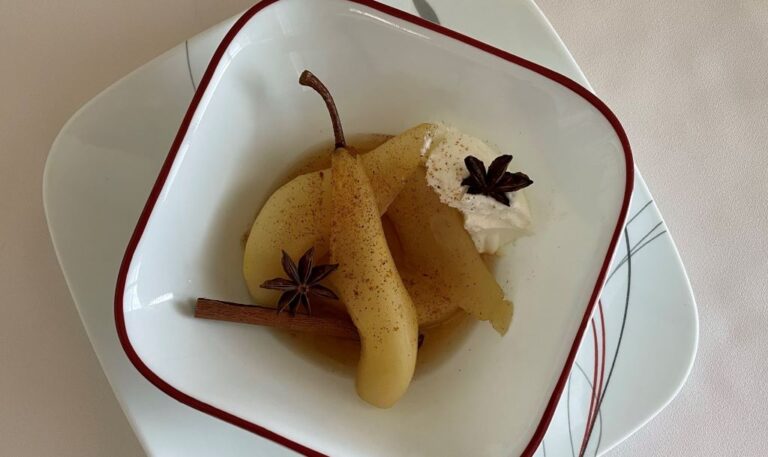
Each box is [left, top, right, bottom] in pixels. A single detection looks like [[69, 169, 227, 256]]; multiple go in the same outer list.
[[299, 70, 346, 149]]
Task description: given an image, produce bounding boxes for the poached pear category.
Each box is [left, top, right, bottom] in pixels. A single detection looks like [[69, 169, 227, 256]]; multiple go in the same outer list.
[[300, 70, 419, 408]]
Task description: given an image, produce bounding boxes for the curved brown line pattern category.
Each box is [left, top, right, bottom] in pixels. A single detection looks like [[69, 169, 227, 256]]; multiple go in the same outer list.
[[574, 362, 603, 456], [565, 359, 606, 457]]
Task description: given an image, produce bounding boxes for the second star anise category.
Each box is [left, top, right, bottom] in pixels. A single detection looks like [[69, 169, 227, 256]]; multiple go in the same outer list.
[[460, 154, 533, 206], [260, 247, 339, 316]]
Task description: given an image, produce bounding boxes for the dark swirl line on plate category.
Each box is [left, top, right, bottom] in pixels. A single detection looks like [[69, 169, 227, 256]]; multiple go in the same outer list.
[[587, 227, 632, 454], [582, 209, 664, 451], [606, 222, 665, 282], [565, 356, 606, 457], [612, 229, 668, 278], [574, 361, 603, 456], [185, 40, 197, 91], [567, 369, 577, 457], [569, 320, 603, 457], [626, 199, 653, 225], [562, 202, 657, 455], [412, 0, 441, 24], [629, 221, 663, 249], [587, 224, 668, 453]]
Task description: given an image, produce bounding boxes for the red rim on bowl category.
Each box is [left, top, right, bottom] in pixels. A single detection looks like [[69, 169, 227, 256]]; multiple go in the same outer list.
[[114, 1, 634, 455]]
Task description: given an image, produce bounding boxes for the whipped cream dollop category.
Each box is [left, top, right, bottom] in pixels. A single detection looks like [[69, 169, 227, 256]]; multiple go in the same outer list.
[[424, 124, 531, 254]]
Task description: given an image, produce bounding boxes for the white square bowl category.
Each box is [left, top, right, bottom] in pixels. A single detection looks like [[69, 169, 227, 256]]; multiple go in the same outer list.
[[115, 0, 633, 455]]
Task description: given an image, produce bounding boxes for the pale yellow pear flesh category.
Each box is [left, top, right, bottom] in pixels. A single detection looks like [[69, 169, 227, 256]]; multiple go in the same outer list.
[[329, 149, 418, 408], [243, 124, 436, 304], [380, 214, 405, 263], [399, 267, 462, 327], [387, 169, 513, 334], [243, 171, 330, 303], [358, 124, 437, 214], [382, 214, 464, 328]]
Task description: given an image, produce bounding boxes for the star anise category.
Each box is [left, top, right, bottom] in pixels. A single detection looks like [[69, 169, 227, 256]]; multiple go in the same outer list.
[[460, 154, 533, 206], [260, 248, 339, 316]]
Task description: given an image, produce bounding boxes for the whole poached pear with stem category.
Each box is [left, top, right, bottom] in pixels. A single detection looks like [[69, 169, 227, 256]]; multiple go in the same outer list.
[[298, 70, 419, 408], [242, 70, 517, 407]]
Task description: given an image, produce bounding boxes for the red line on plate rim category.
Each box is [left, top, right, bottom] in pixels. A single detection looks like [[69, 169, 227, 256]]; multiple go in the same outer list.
[[599, 300, 608, 413], [588, 300, 609, 453], [581, 300, 609, 456], [579, 318, 600, 456], [113, 1, 634, 456]]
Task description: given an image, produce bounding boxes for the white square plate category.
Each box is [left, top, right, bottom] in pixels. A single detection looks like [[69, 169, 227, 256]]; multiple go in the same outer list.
[[115, 0, 632, 455]]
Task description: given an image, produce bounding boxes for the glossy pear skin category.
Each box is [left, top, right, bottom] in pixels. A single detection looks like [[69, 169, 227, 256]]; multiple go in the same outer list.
[[329, 149, 418, 408]]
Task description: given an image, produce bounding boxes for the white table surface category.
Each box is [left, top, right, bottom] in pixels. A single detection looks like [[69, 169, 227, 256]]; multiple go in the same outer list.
[[1, 1, 764, 456]]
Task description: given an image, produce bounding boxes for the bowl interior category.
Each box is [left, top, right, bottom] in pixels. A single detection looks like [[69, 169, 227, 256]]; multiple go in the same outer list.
[[120, 0, 630, 455]]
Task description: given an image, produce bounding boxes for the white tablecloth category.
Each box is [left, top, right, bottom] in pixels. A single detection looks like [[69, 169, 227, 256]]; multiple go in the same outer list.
[[536, 1, 768, 455], [1, 1, 765, 455]]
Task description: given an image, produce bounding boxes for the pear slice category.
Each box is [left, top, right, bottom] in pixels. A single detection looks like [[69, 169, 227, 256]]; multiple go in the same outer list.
[[330, 148, 418, 408], [387, 168, 513, 334], [380, 214, 405, 263], [243, 171, 331, 304], [399, 267, 461, 328], [243, 123, 436, 304], [358, 123, 437, 214], [382, 214, 460, 328]]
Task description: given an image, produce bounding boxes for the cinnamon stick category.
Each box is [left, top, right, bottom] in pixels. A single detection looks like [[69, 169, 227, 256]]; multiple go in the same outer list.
[[194, 298, 359, 340]]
